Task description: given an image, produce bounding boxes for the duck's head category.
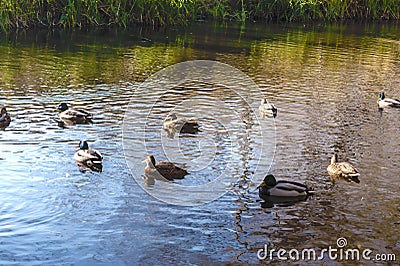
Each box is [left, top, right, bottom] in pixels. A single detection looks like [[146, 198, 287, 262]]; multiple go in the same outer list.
[[144, 155, 156, 168], [379, 92, 385, 100], [79, 140, 89, 150], [164, 113, 178, 122], [1, 107, 7, 115], [259, 174, 277, 188], [261, 99, 268, 105], [58, 103, 69, 112]]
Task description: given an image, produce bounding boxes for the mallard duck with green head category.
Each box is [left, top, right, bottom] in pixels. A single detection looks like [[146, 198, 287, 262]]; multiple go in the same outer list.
[[0, 107, 11, 128], [144, 155, 188, 181], [163, 113, 200, 134], [377, 92, 400, 108], [74, 140, 103, 172], [57, 103, 93, 124], [259, 99, 277, 118], [327, 153, 360, 183], [258, 174, 313, 198]]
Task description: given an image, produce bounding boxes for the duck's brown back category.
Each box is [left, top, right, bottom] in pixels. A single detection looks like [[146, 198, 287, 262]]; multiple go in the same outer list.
[[155, 161, 188, 180]]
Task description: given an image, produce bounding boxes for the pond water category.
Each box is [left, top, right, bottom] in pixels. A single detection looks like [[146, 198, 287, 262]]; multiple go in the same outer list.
[[0, 22, 399, 264]]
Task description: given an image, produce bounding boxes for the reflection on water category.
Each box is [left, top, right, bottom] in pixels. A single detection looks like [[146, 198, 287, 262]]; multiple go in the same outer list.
[[0, 22, 400, 264]]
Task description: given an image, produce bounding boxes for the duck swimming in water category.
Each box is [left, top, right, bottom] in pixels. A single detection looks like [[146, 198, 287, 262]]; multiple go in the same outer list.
[[163, 113, 200, 134], [377, 92, 400, 108], [258, 174, 313, 198], [0, 107, 11, 128], [259, 99, 277, 118], [74, 141, 103, 172], [144, 155, 188, 181], [327, 153, 360, 183], [57, 103, 93, 124]]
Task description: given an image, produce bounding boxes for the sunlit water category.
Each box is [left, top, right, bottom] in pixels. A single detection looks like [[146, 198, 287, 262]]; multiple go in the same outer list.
[[0, 23, 399, 264]]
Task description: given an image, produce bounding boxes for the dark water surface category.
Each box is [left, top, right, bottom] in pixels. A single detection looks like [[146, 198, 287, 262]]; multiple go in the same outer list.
[[1, 23, 399, 265]]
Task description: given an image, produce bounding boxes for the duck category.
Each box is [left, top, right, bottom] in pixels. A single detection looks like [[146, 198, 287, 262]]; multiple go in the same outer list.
[[377, 92, 400, 108], [258, 174, 313, 198], [57, 103, 93, 124], [163, 113, 200, 134], [144, 155, 188, 181], [327, 153, 360, 183], [74, 140, 103, 172], [0, 107, 11, 128], [259, 99, 277, 118]]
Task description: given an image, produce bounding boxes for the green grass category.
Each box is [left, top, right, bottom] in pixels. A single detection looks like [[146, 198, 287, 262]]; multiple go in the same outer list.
[[0, 0, 399, 30]]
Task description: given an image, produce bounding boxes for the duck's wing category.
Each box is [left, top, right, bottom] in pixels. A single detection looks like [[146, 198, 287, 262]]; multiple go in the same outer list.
[[181, 120, 200, 133], [176, 119, 197, 126], [185, 120, 199, 127], [338, 162, 359, 175], [386, 98, 400, 107], [60, 109, 92, 120], [75, 109, 93, 118], [166, 119, 200, 133], [88, 149, 103, 160], [58, 109, 76, 119], [276, 181, 308, 193], [156, 161, 188, 179], [75, 149, 102, 163], [156, 161, 186, 171]]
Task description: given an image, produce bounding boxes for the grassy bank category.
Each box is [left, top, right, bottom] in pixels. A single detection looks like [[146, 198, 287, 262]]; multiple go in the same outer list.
[[0, 0, 399, 30]]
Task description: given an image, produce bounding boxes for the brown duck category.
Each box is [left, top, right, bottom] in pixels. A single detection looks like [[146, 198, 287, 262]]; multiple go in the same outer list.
[[163, 113, 200, 134], [327, 153, 360, 183], [144, 155, 188, 181]]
